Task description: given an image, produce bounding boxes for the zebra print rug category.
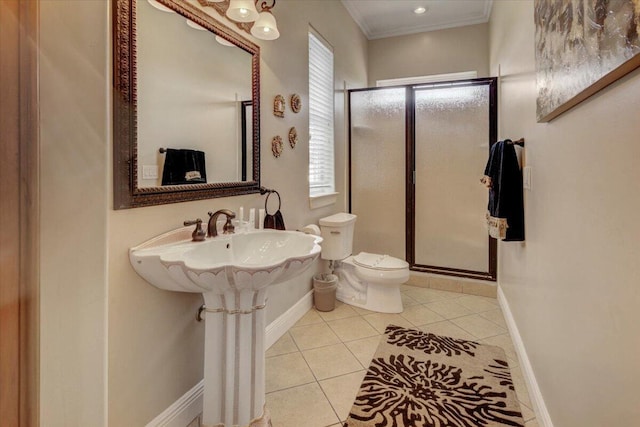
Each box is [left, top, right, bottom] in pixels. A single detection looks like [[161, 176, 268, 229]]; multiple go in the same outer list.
[[344, 325, 525, 427]]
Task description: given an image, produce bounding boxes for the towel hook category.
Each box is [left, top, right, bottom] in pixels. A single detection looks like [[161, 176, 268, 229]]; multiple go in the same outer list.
[[506, 138, 525, 147]]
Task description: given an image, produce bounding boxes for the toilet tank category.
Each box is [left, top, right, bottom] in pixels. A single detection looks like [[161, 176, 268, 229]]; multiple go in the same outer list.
[[319, 213, 357, 260]]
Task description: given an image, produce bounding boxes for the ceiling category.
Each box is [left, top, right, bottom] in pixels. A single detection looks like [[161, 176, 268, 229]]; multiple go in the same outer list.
[[341, 0, 493, 40]]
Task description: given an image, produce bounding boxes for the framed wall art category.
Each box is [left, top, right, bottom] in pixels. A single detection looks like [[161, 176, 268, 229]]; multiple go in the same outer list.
[[535, 0, 640, 122]]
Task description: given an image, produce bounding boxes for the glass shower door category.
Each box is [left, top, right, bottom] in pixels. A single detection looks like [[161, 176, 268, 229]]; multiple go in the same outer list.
[[349, 87, 407, 258], [411, 81, 496, 279], [348, 79, 497, 280]]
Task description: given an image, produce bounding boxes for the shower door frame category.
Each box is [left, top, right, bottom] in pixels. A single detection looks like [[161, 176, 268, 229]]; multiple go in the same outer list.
[[348, 77, 498, 282], [408, 77, 498, 281]]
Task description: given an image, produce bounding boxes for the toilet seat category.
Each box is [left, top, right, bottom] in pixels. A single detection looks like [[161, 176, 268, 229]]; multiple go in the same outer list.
[[345, 252, 410, 285], [352, 252, 408, 271]]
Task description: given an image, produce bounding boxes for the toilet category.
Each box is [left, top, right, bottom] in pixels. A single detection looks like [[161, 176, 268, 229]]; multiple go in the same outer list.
[[319, 213, 410, 314]]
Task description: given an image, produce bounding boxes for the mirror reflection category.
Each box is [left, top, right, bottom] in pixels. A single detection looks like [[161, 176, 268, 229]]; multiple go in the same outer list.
[[137, 0, 253, 188], [113, 0, 261, 209]]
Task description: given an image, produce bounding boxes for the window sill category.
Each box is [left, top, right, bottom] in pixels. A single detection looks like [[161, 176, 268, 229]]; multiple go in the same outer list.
[[309, 192, 339, 209]]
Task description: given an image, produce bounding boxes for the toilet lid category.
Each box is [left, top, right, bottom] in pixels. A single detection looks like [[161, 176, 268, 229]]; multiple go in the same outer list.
[[353, 252, 408, 271]]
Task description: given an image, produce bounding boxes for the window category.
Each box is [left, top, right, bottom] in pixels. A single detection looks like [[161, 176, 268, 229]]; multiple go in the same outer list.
[[308, 29, 335, 200]]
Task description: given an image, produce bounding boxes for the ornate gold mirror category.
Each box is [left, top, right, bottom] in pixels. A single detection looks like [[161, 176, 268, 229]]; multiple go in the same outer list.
[[113, 0, 261, 209]]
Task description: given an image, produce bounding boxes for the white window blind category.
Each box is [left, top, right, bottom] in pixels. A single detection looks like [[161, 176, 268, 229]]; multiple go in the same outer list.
[[308, 30, 334, 197]]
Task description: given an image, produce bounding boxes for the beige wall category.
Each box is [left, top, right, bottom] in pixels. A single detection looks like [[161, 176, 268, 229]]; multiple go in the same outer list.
[[40, 1, 367, 426], [39, 0, 109, 425], [368, 23, 489, 86], [490, 1, 640, 426], [109, 0, 367, 423]]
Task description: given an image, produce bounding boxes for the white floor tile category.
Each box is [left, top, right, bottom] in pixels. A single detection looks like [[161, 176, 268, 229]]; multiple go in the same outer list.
[[294, 309, 325, 326], [316, 301, 359, 321], [327, 316, 378, 342], [480, 333, 518, 361], [450, 314, 507, 339], [402, 287, 459, 303], [266, 332, 298, 358], [362, 312, 414, 334], [290, 322, 341, 350], [344, 335, 383, 368], [320, 370, 367, 421], [400, 304, 446, 326], [302, 343, 363, 380], [478, 308, 508, 328], [456, 295, 499, 313], [265, 352, 315, 393], [266, 383, 340, 427], [419, 320, 477, 341], [425, 299, 474, 319]]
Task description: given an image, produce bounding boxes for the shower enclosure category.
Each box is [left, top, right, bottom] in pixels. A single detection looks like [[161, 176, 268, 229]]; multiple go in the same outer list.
[[349, 78, 497, 281]]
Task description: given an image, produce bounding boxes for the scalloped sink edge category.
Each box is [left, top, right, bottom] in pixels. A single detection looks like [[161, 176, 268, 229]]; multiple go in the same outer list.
[[130, 227, 323, 293]]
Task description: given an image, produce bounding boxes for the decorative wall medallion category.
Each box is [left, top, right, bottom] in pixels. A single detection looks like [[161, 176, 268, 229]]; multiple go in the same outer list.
[[290, 94, 302, 113], [273, 95, 285, 118], [271, 136, 283, 157], [288, 127, 298, 148]]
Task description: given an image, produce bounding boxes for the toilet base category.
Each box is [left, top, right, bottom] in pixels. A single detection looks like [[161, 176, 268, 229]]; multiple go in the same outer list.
[[333, 262, 404, 314], [336, 283, 403, 313]]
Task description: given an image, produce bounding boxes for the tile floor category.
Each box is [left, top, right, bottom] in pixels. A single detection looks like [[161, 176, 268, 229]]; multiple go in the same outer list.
[[265, 284, 539, 427]]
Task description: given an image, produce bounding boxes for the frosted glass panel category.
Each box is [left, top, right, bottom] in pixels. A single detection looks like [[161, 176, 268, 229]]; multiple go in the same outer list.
[[414, 85, 490, 271], [350, 88, 406, 259]]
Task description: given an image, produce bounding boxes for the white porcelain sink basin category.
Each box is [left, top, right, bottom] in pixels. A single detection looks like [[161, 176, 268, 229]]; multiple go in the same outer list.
[[130, 225, 323, 427], [130, 227, 323, 293]]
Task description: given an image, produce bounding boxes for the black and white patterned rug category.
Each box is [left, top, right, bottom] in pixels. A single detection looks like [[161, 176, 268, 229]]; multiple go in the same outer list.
[[344, 325, 525, 427]]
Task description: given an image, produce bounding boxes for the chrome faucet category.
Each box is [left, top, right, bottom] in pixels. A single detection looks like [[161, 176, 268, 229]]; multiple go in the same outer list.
[[207, 209, 236, 238]]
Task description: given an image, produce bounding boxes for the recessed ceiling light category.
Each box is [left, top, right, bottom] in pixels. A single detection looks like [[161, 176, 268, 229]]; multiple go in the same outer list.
[[414, 6, 427, 15]]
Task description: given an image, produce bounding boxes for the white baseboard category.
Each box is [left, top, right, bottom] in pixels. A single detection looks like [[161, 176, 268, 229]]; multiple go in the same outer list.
[[265, 290, 313, 349], [145, 380, 203, 427], [498, 286, 554, 427], [146, 291, 313, 427]]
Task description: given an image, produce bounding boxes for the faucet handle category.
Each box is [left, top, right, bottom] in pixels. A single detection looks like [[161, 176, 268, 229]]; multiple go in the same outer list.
[[184, 218, 206, 242], [222, 217, 235, 235]]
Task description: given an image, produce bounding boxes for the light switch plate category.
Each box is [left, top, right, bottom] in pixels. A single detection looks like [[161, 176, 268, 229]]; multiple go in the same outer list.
[[523, 166, 532, 190], [142, 165, 159, 179]]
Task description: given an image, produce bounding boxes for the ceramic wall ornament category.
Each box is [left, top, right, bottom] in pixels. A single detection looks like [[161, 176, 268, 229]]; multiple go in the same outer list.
[[273, 95, 285, 118], [288, 127, 298, 148], [290, 94, 302, 113], [271, 135, 283, 157]]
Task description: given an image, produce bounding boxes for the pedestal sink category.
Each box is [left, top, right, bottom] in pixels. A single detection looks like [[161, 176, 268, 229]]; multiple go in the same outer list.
[[130, 226, 322, 427]]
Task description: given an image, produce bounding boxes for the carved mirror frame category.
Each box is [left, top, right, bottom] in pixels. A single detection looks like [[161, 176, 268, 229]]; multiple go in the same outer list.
[[113, 0, 261, 209]]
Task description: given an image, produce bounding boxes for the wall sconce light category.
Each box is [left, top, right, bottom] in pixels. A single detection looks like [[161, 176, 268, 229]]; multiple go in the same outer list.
[[227, 0, 260, 22], [251, 2, 279, 40], [197, 0, 280, 41]]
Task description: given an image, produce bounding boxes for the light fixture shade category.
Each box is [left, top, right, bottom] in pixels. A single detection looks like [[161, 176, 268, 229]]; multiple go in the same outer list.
[[185, 19, 206, 31], [226, 0, 259, 22], [215, 35, 235, 47], [250, 10, 279, 40], [147, 0, 174, 13]]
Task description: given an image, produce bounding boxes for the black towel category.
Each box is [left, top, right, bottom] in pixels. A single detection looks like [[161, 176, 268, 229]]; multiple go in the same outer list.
[[161, 148, 207, 186], [483, 140, 524, 241]]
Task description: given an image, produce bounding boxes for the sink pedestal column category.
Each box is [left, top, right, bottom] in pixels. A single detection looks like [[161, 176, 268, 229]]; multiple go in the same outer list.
[[201, 287, 272, 427]]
